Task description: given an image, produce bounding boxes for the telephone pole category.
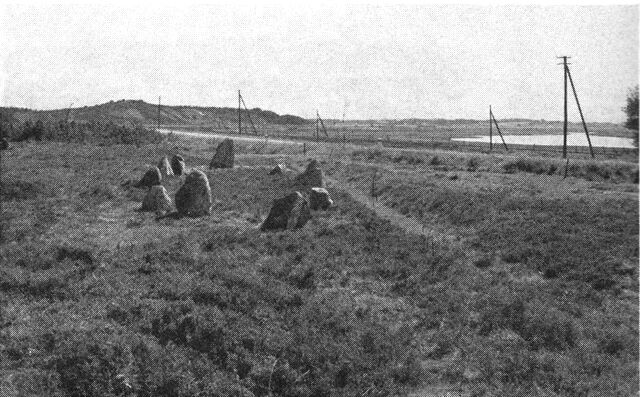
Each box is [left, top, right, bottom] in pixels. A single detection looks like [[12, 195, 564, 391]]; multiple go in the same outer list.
[[557, 56, 594, 158], [489, 106, 508, 151], [157, 96, 161, 130], [557, 56, 570, 158], [489, 105, 493, 151], [238, 90, 242, 135], [566, 66, 595, 158]]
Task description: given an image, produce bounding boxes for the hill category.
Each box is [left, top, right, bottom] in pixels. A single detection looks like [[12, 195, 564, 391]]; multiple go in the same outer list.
[[0, 99, 308, 127]]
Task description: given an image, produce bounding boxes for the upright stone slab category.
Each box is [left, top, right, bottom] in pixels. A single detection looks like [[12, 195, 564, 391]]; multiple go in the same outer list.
[[158, 156, 174, 177], [209, 138, 234, 169], [0, 138, 8, 150], [260, 192, 311, 231], [175, 170, 212, 217], [171, 155, 186, 176], [141, 185, 173, 214], [294, 159, 324, 188], [135, 167, 162, 188], [309, 187, 333, 210]]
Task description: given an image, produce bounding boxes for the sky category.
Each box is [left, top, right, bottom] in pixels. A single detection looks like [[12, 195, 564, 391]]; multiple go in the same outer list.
[[0, 4, 637, 121]]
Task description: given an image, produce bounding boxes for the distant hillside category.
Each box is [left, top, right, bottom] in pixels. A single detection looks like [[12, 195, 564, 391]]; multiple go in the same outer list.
[[0, 100, 308, 127]]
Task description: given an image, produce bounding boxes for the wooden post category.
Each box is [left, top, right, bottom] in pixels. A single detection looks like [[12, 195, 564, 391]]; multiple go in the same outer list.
[[371, 169, 377, 206], [157, 96, 161, 130], [490, 108, 509, 151], [303, 142, 306, 156], [566, 66, 595, 158], [557, 56, 570, 158], [239, 92, 259, 135], [489, 105, 493, 152], [238, 90, 242, 135], [564, 59, 568, 158]]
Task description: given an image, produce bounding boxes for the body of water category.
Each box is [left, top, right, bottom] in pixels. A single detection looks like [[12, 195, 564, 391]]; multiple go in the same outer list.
[[451, 133, 635, 149]]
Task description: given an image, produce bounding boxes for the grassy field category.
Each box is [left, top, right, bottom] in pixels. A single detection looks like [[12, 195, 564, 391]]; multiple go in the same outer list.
[[1, 133, 638, 396]]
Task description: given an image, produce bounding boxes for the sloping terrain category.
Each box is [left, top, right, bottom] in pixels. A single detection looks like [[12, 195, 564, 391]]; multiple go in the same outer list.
[[0, 100, 307, 127]]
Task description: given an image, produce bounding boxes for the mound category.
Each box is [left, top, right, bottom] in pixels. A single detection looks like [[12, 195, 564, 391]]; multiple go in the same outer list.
[[171, 155, 186, 176], [135, 167, 162, 188], [309, 187, 333, 210], [175, 170, 212, 217], [209, 138, 234, 169], [294, 159, 324, 188], [158, 156, 174, 177], [260, 191, 311, 231], [141, 185, 173, 214]]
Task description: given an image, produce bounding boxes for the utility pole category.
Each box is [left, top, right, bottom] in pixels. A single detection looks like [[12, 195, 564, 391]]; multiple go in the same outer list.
[[316, 110, 328, 139], [566, 66, 595, 158], [556, 56, 594, 159], [489, 107, 509, 151], [238, 91, 259, 135], [557, 56, 570, 158], [157, 96, 161, 130], [238, 90, 242, 135], [489, 105, 493, 151]]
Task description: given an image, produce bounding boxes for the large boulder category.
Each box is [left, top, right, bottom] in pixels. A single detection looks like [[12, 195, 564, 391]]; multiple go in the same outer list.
[[268, 164, 287, 175], [260, 192, 311, 231], [141, 185, 173, 214], [175, 170, 212, 217], [209, 138, 234, 169], [135, 167, 162, 188], [309, 188, 333, 210], [158, 156, 174, 177], [171, 155, 186, 176], [0, 138, 8, 150], [294, 160, 324, 188]]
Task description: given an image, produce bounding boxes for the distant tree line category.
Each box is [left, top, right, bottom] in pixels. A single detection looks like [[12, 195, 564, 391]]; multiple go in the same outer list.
[[623, 85, 638, 147]]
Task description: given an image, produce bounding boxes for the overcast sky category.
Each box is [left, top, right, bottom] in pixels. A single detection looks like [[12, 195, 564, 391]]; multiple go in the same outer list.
[[0, 4, 637, 121]]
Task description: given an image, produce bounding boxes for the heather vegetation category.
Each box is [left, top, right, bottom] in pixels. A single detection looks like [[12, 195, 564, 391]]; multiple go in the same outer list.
[[1, 133, 637, 396], [325, 156, 638, 395], [351, 147, 639, 183]]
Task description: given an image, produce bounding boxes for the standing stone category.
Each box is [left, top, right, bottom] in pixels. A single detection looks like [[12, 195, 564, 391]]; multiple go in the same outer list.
[[158, 156, 174, 177], [0, 138, 8, 150], [141, 185, 173, 214], [175, 170, 212, 217], [268, 164, 286, 175], [209, 138, 234, 169], [309, 187, 333, 210], [171, 155, 186, 176], [294, 159, 324, 188], [135, 167, 162, 188], [260, 192, 311, 231]]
